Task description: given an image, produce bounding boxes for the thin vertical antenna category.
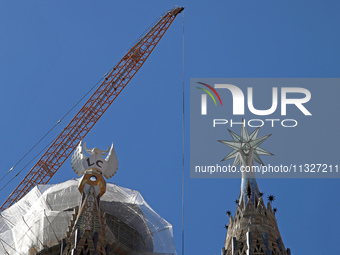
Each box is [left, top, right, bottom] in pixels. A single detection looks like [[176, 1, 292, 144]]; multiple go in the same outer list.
[[181, 10, 185, 255]]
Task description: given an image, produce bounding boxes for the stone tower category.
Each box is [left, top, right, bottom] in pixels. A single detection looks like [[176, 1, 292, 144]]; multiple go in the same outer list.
[[219, 125, 291, 255]]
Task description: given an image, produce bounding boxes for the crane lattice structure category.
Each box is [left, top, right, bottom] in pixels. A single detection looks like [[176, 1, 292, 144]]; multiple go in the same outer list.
[[0, 6, 184, 211]]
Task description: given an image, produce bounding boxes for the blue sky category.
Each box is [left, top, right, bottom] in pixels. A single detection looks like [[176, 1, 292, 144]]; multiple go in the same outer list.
[[0, 1, 339, 254]]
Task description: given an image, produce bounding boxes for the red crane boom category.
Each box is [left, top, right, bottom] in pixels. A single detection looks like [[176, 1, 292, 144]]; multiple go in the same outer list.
[[0, 6, 184, 211]]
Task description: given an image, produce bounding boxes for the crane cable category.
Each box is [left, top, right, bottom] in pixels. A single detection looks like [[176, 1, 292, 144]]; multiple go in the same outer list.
[[181, 10, 185, 255], [0, 68, 114, 191]]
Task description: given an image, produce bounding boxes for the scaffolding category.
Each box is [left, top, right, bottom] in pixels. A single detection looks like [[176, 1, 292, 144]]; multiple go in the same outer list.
[[0, 180, 176, 255]]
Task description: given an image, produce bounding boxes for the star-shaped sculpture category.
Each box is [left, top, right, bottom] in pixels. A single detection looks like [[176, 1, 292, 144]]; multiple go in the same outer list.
[[218, 123, 273, 167]]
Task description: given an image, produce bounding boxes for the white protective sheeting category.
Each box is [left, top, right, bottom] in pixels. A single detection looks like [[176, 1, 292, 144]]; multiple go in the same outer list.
[[0, 179, 176, 255]]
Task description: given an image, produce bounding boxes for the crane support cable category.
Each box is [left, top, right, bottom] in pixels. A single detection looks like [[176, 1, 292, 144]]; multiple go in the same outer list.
[[0, 72, 104, 186], [181, 11, 185, 255], [0, 6, 184, 211]]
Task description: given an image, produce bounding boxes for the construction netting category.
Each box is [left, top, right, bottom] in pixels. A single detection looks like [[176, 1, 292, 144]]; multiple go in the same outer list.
[[0, 179, 176, 255]]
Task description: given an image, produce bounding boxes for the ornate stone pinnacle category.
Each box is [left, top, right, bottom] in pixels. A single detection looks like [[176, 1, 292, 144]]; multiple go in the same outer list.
[[71, 140, 119, 180], [218, 122, 273, 167]]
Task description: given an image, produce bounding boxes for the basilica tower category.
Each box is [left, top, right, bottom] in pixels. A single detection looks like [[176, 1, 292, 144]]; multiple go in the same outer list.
[[219, 125, 291, 255]]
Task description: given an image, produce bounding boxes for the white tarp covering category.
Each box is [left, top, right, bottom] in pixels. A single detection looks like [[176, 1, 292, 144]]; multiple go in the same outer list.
[[0, 179, 176, 255]]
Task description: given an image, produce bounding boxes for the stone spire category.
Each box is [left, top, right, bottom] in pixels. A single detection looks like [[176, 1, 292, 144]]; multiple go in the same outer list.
[[61, 141, 119, 255], [219, 124, 291, 255], [61, 169, 111, 255], [218, 124, 272, 206]]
